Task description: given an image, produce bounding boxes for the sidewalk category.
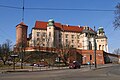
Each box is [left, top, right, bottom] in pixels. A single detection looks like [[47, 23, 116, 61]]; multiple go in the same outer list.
[[80, 64, 119, 72], [0, 64, 119, 73], [0, 66, 69, 73]]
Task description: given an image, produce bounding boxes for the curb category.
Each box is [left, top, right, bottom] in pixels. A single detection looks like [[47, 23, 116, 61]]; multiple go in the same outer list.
[[1, 68, 69, 73], [1, 64, 118, 73]]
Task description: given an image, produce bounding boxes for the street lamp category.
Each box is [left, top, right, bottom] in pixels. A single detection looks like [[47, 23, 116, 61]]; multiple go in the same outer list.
[[19, 46, 24, 69], [94, 26, 97, 69]]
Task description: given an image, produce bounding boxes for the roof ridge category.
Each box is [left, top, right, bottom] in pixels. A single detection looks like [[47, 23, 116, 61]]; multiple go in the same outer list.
[[34, 20, 90, 33]]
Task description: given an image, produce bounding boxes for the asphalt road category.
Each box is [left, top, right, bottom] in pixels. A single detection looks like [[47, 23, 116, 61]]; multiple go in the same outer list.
[[1, 64, 120, 80]]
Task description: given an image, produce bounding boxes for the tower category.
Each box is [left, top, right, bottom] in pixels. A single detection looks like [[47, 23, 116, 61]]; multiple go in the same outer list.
[[16, 22, 28, 48], [47, 19, 55, 47], [96, 27, 108, 52]]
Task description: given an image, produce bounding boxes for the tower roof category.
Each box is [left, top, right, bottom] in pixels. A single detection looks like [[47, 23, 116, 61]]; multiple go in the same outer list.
[[16, 22, 28, 27]]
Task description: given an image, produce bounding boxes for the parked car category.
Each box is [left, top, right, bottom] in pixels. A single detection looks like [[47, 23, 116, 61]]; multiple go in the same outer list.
[[30, 61, 48, 67], [37, 62, 48, 67], [69, 61, 81, 69]]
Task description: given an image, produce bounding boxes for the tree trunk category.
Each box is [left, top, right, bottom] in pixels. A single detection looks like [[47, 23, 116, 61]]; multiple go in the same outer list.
[[3, 61, 6, 65]]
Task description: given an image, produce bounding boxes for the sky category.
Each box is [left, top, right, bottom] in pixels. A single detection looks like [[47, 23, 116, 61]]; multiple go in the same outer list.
[[0, 0, 120, 53]]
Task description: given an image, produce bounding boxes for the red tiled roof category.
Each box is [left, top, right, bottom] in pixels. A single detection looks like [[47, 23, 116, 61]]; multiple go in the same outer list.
[[33, 21, 90, 33], [62, 25, 84, 32], [34, 21, 48, 29]]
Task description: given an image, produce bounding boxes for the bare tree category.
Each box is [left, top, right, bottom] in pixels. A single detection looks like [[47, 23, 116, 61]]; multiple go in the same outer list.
[[0, 39, 12, 65], [38, 33, 45, 61], [60, 41, 71, 65], [113, 48, 120, 55], [113, 3, 120, 29]]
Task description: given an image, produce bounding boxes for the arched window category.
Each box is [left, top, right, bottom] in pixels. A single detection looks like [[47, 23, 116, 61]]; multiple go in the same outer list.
[[99, 45, 101, 50], [102, 45, 104, 50], [89, 41, 92, 50]]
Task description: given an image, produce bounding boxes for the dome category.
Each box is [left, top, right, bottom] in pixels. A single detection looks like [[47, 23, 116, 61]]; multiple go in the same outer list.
[[98, 27, 104, 33], [47, 19, 54, 26], [48, 19, 54, 23], [98, 27, 103, 29]]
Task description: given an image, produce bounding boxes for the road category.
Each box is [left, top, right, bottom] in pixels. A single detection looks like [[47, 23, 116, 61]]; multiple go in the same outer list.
[[1, 64, 120, 80]]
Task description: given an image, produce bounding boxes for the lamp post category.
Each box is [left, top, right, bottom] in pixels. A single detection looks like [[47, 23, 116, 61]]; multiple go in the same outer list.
[[94, 26, 97, 69], [20, 46, 23, 69]]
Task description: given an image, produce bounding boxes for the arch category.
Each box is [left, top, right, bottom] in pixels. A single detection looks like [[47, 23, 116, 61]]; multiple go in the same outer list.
[[99, 45, 101, 50], [102, 45, 104, 50], [89, 41, 92, 50]]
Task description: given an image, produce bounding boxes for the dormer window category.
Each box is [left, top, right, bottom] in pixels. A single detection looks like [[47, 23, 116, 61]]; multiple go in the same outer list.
[[84, 26, 89, 30], [86, 27, 89, 30]]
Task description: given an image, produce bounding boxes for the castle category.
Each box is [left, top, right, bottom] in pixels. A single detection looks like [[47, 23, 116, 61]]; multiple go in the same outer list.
[[15, 19, 109, 64], [16, 19, 108, 52]]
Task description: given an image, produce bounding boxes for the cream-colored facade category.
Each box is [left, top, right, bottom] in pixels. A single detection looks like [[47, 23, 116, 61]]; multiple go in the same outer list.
[[96, 27, 108, 52], [28, 19, 108, 52]]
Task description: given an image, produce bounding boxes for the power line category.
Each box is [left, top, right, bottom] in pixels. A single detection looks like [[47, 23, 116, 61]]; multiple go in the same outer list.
[[25, 8, 115, 12], [0, 4, 115, 12], [0, 4, 21, 9]]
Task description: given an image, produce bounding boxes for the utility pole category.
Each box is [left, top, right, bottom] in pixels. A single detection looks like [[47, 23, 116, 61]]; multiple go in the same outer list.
[[94, 26, 97, 69], [20, 45, 23, 69], [22, 0, 24, 22]]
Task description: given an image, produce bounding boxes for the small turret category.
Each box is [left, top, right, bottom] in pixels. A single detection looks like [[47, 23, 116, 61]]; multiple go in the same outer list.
[[47, 19, 54, 26], [96, 27, 108, 52], [97, 27, 104, 34]]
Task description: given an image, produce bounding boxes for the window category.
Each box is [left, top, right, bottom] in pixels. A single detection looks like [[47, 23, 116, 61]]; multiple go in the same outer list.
[[77, 35, 80, 39], [72, 40, 74, 43], [43, 44, 45, 46], [90, 55, 92, 60], [37, 32, 40, 36], [85, 33, 88, 37], [97, 40, 99, 42], [102, 45, 104, 50], [37, 38, 39, 41], [89, 41, 92, 50], [66, 39, 68, 43], [42, 32, 46, 37], [65, 34, 68, 38], [49, 32, 51, 37], [101, 40, 104, 42], [99, 45, 101, 50], [42, 39, 45, 42], [71, 35, 74, 38], [71, 45, 74, 48]]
